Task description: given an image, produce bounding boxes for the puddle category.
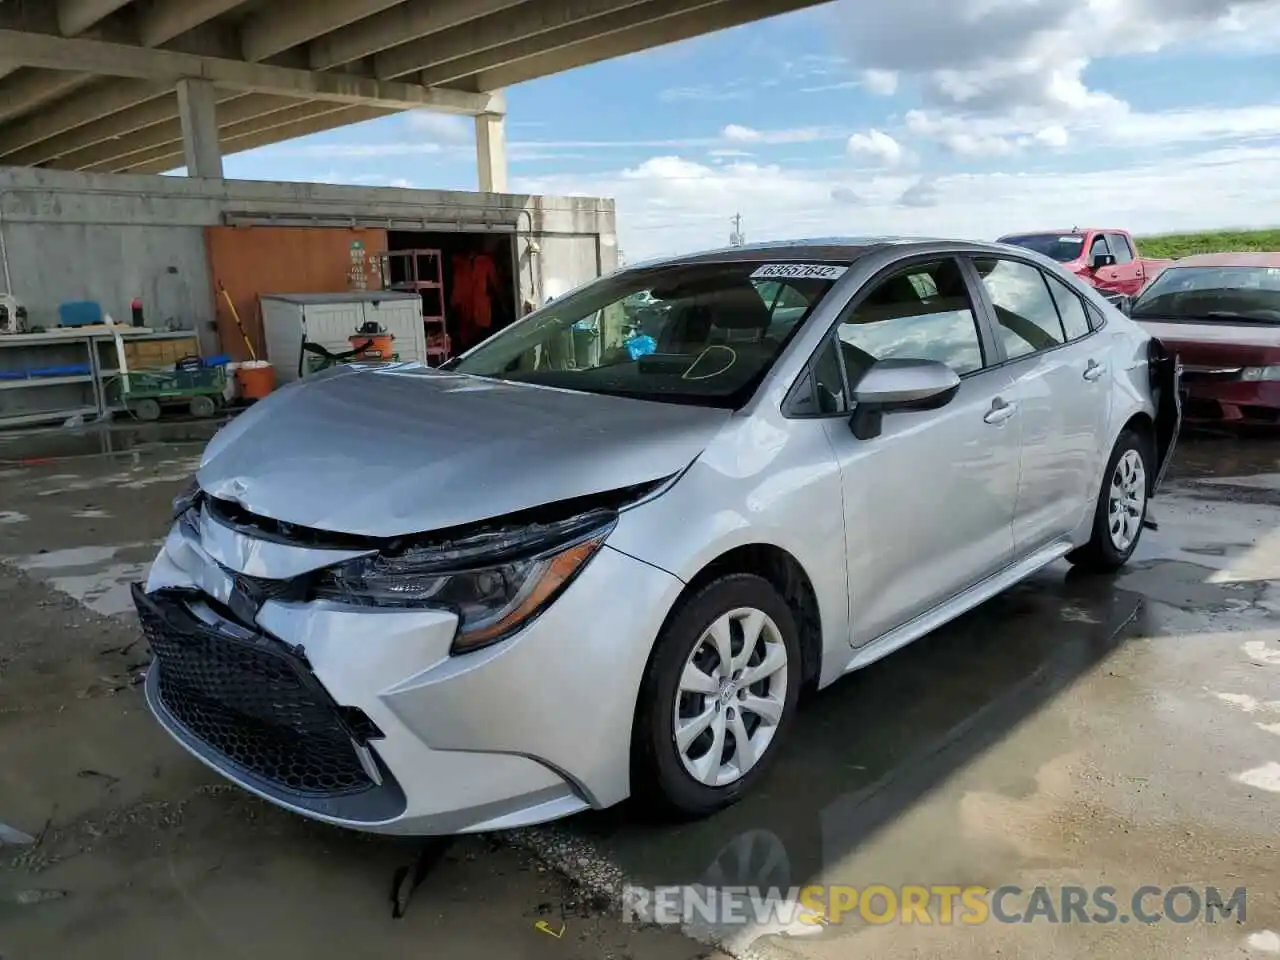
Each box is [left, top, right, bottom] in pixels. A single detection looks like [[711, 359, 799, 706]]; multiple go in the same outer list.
[[3, 542, 158, 616]]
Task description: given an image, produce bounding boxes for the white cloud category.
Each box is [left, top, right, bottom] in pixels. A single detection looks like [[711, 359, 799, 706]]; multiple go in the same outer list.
[[511, 142, 1280, 261], [832, 0, 1280, 155], [846, 129, 906, 165], [405, 111, 472, 143], [897, 177, 940, 208], [661, 83, 751, 102], [1034, 125, 1070, 148], [721, 124, 839, 145], [862, 69, 899, 96]]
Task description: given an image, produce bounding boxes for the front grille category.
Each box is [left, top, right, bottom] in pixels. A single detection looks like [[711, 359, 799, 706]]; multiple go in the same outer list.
[[133, 584, 375, 798]]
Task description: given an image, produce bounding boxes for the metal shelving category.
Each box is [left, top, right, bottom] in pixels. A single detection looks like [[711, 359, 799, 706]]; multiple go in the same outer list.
[[0, 328, 199, 429]]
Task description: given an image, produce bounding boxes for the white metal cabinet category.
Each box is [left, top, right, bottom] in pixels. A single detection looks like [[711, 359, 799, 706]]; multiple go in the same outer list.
[[260, 292, 426, 383]]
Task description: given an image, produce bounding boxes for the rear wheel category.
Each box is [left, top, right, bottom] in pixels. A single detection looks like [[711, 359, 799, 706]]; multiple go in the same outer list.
[[632, 574, 801, 817], [1067, 427, 1151, 573], [188, 395, 217, 418]]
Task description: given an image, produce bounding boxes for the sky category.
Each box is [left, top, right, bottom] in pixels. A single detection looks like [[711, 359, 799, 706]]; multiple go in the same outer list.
[[222, 0, 1280, 262]]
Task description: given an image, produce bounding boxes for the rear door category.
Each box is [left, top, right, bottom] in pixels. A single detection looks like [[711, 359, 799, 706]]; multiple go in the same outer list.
[[969, 256, 1111, 554]]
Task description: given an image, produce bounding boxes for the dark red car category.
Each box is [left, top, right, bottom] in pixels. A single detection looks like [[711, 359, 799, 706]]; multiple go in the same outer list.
[[1129, 252, 1280, 424]]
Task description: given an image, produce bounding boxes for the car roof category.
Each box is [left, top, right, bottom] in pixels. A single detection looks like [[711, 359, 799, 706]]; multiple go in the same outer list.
[[630, 236, 1012, 270], [998, 228, 1126, 237], [1170, 251, 1280, 269]]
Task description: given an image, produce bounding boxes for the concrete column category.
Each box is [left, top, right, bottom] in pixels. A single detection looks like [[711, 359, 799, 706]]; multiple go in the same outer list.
[[176, 77, 222, 179], [475, 110, 508, 194]]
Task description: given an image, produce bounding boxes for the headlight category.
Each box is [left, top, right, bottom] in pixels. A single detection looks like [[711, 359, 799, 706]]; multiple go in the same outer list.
[[1241, 365, 1280, 381], [312, 509, 616, 654]]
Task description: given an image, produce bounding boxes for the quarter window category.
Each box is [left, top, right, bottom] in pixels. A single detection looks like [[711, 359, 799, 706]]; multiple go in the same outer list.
[[973, 257, 1067, 361], [837, 259, 985, 378], [1045, 272, 1091, 341]]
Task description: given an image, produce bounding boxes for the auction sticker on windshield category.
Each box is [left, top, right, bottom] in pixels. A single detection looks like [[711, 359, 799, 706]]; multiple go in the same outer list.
[[751, 263, 849, 280]]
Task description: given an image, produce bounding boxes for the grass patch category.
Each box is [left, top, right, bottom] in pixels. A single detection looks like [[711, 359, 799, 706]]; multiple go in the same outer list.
[[1137, 229, 1280, 260]]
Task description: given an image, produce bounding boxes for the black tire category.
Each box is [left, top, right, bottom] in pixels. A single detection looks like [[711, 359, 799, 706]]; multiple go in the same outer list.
[[1067, 427, 1153, 574], [132, 398, 161, 421], [189, 395, 217, 418], [632, 573, 802, 818]]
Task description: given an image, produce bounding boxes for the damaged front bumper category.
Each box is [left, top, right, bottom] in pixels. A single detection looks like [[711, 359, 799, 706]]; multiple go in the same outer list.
[[137, 500, 683, 836]]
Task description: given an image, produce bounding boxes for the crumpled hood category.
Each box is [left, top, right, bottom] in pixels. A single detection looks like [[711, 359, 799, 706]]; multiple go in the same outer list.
[[197, 364, 730, 538]]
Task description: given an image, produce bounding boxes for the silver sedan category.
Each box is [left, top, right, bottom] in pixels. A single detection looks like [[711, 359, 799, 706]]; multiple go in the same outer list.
[[135, 238, 1181, 835]]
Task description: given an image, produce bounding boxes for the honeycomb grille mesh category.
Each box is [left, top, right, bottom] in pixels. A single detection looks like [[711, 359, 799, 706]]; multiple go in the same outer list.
[[134, 586, 374, 798]]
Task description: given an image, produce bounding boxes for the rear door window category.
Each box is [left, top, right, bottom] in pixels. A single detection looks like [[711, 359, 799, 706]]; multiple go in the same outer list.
[[972, 257, 1067, 361]]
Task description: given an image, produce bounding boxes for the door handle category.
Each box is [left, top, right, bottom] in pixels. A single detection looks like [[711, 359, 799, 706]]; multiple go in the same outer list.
[[984, 397, 1017, 424], [1083, 360, 1106, 381]]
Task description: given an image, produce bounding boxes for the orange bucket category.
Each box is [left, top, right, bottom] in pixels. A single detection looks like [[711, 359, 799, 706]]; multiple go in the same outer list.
[[350, 331, 395, 361], [236, 361, 275, 400]]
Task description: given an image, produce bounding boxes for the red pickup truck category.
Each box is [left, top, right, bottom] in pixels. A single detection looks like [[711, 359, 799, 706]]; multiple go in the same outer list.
[[996, 227, 1172, 298]]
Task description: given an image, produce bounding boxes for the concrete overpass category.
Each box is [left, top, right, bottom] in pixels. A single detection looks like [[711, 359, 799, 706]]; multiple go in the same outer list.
[[0, 0, 828, 191]]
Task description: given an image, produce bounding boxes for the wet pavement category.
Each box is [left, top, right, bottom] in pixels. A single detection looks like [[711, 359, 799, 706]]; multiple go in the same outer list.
[[1, 422, 1279, 959]]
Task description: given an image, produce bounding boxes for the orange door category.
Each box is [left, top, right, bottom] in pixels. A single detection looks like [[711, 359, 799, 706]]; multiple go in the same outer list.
[[205, 226, 388, 359]]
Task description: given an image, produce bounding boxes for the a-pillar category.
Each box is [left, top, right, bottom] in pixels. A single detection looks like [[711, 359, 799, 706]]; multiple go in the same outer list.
[[176, 77, 223, 179], [475, 110, 508, 194]]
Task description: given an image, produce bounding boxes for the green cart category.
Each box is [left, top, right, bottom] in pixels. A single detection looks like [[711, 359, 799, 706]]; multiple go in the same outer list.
[[117, 365, 228, 420]]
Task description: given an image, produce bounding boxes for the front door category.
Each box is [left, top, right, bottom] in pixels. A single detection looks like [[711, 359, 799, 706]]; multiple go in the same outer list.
[[1104, 232, 1145, 296], [820, 257, 1022, 647], [970, 256, 1111, 552]]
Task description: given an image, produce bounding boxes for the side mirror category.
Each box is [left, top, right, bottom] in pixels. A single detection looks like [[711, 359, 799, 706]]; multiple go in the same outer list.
[[1107, 294, 1132, 315], [1090, 253, 1117, 270], [849, 358, 962, 440]]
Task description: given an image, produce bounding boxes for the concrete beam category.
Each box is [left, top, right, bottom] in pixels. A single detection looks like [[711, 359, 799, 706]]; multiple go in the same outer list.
[[124, 104, 393, 175], [475, 112, 508, 193], [3, 92, 188, 166], [375, 0, 652, 79], [139, 0, 253, 49], [240, 0, 402, 63], [0, 0, 244, 141], [0, 69, 94, 124], [467, 0, 828, 89], [88, 98, 340, 172], [0, 78, 163, 157], [309, 0, 527, 72], [419, 0, 723, 87], [56, 94, 300, 170], [56, 0, 133, 38], [177, 76, 223, 177], [0, 29, 507, 113]]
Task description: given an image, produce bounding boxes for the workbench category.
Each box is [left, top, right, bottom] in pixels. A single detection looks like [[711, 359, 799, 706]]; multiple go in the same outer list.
[[0, 326, 200, 428]]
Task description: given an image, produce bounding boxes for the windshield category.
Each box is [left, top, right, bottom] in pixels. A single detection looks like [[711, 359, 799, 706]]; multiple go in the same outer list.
[[449, 260, 848, 407], [1129, 265, 1280, 323], [999, 233, 1087, 263]]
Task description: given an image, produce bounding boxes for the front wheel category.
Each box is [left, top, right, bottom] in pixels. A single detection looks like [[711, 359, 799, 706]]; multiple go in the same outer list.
[[1067, 428, 1152, 573], [632, 574, 801, 818]]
